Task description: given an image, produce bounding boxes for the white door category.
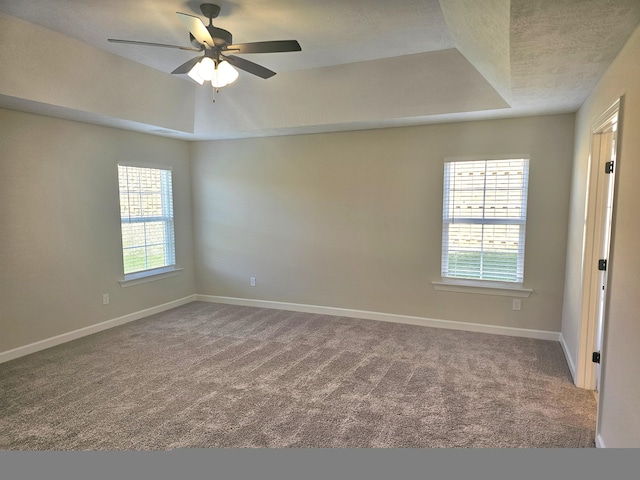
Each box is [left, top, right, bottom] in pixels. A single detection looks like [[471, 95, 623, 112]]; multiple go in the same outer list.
[[591, 116, 617, 392]]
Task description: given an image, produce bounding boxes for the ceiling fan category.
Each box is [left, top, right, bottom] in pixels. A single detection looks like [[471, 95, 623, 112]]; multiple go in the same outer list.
[[108, 3, 301, 101]]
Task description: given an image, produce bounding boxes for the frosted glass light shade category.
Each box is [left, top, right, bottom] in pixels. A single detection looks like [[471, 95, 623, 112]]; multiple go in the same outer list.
[[212, 61, 239, 88], [197, 57, 216, 81], [187, 58, 239, 89], [187, 63, 205, 85]]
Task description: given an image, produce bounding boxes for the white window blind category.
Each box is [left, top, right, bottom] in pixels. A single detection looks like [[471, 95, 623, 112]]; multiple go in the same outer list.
[[441, 158, 529, 283], [118, 165, 175, 275]]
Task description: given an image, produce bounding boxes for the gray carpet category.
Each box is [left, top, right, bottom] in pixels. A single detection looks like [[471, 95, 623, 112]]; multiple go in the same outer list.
[[0, 302, 596, 449]]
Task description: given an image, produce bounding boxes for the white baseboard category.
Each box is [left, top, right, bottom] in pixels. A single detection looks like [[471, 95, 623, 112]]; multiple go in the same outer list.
[[559, 332, 577, 383], [0, 295, 197, 364], [1, 293, 562, 365], [596, 434, 606, 448], [196, 295, 561, 341]]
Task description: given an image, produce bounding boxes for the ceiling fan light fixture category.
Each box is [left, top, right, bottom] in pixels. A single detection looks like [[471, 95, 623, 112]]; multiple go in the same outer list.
[[109, 4, 300, 97]]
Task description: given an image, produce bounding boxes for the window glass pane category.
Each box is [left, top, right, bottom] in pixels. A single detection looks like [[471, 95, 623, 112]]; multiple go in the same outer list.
[[442, 158, 528, 283], [144, 222, 165, 245], [123, 247, 147, 274], [118, 165, 175, 275], [121, 223, 145, 249], [146, 245, 167, 270]]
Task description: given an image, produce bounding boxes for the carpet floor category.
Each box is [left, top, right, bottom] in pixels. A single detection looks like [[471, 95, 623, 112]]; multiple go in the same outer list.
[[0, 302, 596, 449]]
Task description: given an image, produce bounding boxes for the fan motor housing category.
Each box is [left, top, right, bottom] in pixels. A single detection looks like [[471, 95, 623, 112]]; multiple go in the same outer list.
[[208, 26, 232, 46]]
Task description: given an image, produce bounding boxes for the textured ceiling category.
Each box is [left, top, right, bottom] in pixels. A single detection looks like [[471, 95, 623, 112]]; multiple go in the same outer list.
[[1, 0, 639, 139], [0, 0, 456, 73], [510, 0, 640, 109]]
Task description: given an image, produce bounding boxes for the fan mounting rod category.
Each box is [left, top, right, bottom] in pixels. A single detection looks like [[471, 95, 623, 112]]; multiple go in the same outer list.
[[200, 4, 221, 24]]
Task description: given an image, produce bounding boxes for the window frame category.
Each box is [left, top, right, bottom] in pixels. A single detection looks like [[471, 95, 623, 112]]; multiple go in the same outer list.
[[436, 155, 532, 296], [117, 163, 180, 286]]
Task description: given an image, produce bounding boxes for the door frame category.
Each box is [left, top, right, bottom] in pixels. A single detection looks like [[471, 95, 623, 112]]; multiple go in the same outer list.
[[576, 97, 622, 391]]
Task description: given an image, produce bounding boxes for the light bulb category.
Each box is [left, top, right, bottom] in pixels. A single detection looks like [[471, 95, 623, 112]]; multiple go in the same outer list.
[[212, 61, 238, 88], [211, 67, 226, 88], [197, 57, 215, 81], [187, 63, 204, 85], [218, 61, 239, 85]]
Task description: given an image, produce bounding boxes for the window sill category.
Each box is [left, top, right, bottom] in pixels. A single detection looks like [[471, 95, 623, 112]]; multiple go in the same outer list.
[[432, 279, 533, 297], [119, 266, 183, 288]]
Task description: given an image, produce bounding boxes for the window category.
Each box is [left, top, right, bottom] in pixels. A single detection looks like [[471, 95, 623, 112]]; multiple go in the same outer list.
[[441, 158, 529, 284], [118, 165, 176, 278]]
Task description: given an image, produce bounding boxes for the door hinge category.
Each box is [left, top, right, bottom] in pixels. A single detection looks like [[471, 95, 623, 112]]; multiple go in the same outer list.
[[598, 259, 607, 271], [592, 351, 601, 364], [605, 161, 614, 174]]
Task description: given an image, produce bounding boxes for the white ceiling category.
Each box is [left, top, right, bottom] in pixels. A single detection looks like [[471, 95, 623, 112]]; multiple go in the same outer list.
[[1, 0, 639, 139]]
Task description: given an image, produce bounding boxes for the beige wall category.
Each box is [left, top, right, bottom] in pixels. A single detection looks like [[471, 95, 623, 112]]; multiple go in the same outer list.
[[562, 24, 640, 447], [0, 13, 195, 134], [191, 114, 575, 333], [0, 109, 196, 353], [192, 49, 509, 138]]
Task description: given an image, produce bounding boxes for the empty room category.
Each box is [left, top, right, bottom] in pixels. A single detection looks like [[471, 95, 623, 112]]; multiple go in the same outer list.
[[1, 0, 639, 450]]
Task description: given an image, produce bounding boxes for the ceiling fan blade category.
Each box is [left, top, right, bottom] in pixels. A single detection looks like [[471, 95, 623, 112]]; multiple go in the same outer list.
[[108, 39, 202, 52], [225, 40, 301, 54], [171, 56, 203, 75], [224, 55, 276, 79], [190, 33, 205, 50], [177, 12, 215, 48]]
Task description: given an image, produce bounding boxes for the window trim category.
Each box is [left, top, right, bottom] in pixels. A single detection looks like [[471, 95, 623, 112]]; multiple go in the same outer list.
[[119, 266, 183, 288], [117, 163, 177, 284], [431, 278, 532, 297], [440, 155, 530, 286]]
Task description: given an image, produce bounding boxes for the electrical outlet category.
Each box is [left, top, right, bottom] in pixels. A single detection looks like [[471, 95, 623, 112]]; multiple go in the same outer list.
[[103, 294, 110, 305], [250, 277, 256, 287], [512, 299, 521, 311]]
